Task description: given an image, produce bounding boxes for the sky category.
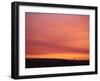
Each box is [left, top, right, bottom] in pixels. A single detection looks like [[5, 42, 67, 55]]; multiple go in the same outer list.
[[25, 12, 89, 60]]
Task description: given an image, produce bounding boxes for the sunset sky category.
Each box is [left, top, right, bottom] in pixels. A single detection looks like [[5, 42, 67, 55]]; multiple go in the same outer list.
[[25, 12, 89, 61]]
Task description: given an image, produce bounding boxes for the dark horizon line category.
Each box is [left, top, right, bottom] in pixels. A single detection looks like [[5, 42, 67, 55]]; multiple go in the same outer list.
[[26, 58, 89, 61], [25, 58, 89, 68]]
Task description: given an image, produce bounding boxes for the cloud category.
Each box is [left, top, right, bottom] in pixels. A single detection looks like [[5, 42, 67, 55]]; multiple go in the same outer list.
[[25, 12, 89, 60]]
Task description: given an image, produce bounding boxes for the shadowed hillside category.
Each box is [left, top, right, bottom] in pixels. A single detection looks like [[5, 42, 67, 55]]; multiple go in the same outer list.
[[26, 58, 89, 68]]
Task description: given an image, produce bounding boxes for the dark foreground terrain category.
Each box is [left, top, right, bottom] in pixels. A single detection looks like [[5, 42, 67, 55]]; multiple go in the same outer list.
[[26, 58, 89, 68]]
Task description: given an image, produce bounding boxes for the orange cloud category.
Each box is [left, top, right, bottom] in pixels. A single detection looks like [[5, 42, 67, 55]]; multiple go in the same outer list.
[[26, 52, 89, 60]]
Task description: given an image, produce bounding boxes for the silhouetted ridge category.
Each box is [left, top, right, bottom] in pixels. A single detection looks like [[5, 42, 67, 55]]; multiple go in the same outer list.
[[26, 58, 89, 68]]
